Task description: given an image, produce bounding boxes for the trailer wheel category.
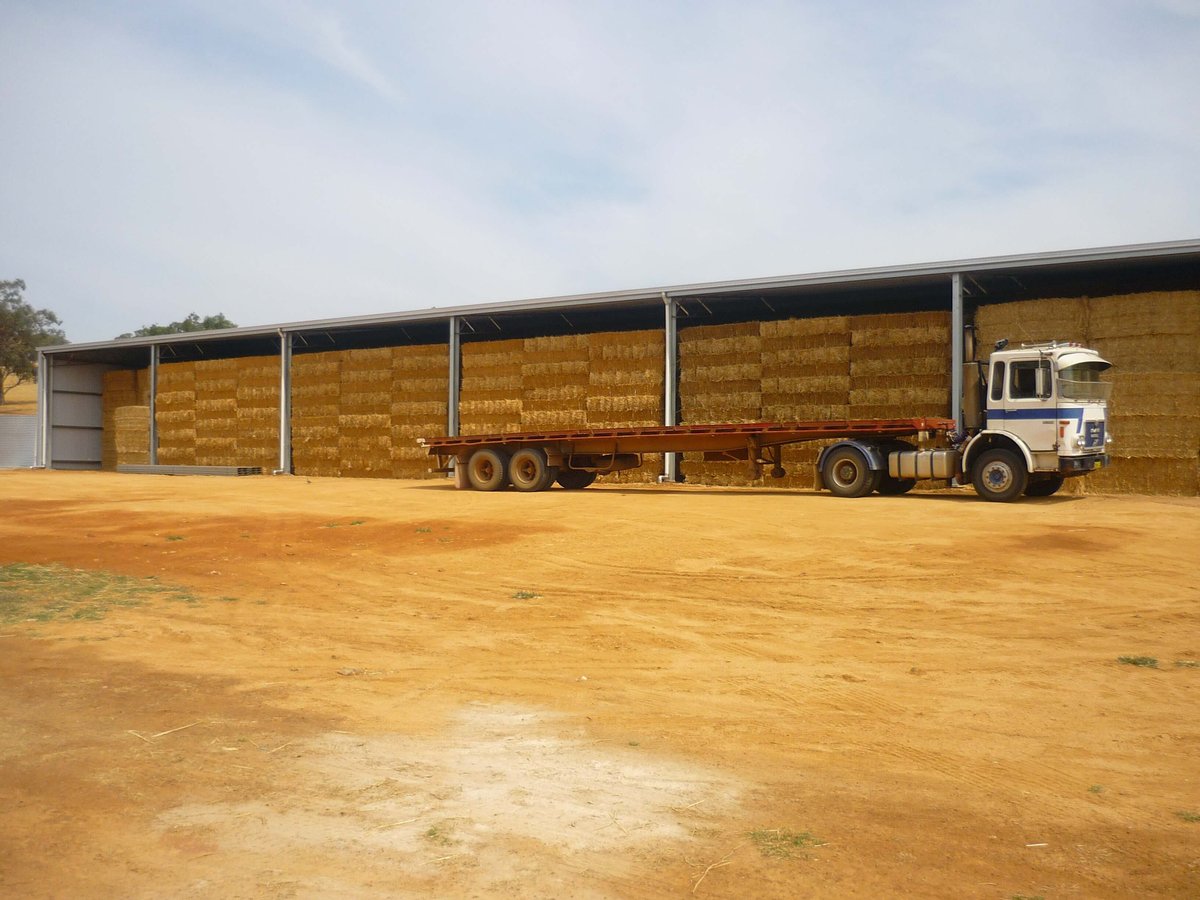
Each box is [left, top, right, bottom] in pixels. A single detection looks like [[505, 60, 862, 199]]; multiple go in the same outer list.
[[466, 448, 510, 492], [1024, 474, 1065, 497], [822, 446, 880, 498], [877, 474, 917, 495], [509, 447, 556, 492], [556, 469, 597, 490], [972, 448, 1027, 502]]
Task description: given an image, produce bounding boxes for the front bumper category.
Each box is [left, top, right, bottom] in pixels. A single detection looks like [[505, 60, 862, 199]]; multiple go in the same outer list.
[[1060, 453, 1109, 476]]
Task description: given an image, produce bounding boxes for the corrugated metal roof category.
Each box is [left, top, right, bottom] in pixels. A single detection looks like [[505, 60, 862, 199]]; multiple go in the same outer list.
[[40, 238, 1200, 356]]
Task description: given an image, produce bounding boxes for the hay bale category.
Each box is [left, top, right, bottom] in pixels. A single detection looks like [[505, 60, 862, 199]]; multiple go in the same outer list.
[[850, 311, 950, 419], [1087, 290, 1199, 339], [460, 338, 525, 435], [1086, 456, 1199, 497], [761, 315, 851, 424], [974, 297, 1089, 351], [520, 333, 590, 431], [585, 329, 664, 482]]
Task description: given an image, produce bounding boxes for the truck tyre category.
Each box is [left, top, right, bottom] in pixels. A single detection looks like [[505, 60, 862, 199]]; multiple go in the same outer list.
[[509, 447, 556, 492], [972, 448, 1028, 502], [556, 469, 597, 490], [822, 446, 881, 498], [877, 474, 917, 495], [1024, 474, 1065, 497], [466, 448, 510, 492]]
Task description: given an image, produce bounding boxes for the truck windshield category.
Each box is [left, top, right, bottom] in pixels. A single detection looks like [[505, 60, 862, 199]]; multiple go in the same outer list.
[[1058, 363, 1113, 401]]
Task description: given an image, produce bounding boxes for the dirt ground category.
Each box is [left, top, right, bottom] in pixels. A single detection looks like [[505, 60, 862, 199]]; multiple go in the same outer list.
[[1, 470, 1197, 899]]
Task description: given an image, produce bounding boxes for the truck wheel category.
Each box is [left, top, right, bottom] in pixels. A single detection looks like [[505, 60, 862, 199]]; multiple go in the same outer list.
[[1024, 475, 1065, 497], [972, 449, 1028, 502], [466, 448, 510, 492], [822, 446, 881, 498], [509, 447, 556, 492], [877, 474, 917, 495], [556, 469, 597, 490]]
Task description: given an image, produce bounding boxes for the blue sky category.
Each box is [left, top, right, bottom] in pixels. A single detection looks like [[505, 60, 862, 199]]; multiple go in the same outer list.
[[2, 0, 1198, 343]]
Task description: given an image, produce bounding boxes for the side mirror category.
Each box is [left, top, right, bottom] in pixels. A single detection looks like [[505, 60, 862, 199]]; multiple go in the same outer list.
[[1035, 365, 1051, 399]]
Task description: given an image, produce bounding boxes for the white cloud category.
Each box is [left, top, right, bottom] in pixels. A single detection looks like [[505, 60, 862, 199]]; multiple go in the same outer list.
[[0, 1, 1196, 343]]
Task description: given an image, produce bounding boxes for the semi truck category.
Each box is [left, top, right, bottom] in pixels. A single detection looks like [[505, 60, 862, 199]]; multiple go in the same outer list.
[[418, 340, 1113, 502]]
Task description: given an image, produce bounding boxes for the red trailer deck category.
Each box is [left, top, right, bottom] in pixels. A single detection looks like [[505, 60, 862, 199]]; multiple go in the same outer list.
[[419, 417, 956, 492]]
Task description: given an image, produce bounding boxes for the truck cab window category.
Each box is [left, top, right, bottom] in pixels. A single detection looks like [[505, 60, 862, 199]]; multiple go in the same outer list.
[[990, 362, 1005, 402], [1010, 360, 1050, 400]]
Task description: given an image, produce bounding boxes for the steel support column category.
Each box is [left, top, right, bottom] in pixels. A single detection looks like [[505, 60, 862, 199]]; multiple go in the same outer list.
[[660, 293, 679, 483], [951, 272, 964, 433], [277, 330, 293, 473], [448, 317, 462, 438], [35, 350, 49, 468], [148, 344, 159, 465]]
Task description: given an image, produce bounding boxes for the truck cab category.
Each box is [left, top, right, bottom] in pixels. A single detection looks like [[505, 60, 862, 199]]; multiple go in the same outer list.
[[962, 341, 1112, 499]]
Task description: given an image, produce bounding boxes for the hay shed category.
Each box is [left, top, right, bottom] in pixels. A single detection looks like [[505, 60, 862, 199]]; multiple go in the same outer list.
[[37, 240, 1200, 495]]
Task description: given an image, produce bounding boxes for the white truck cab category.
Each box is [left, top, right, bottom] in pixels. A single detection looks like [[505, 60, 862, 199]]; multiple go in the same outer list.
[[961, 341, 1112, 500]]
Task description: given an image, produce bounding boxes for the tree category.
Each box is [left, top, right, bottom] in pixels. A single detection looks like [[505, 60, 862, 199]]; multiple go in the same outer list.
[[0, 280, 68, 405], [116, 312, 237, 339]]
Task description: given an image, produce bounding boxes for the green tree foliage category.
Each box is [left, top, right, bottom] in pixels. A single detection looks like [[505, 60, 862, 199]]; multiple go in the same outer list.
[[117, 312, 237, 339], [0, 280, 68, 404]]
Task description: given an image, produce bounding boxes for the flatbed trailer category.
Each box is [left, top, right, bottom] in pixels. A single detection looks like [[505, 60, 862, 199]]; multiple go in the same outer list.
[[419, 417, 957, 494], [420, 339, 1115, 502]]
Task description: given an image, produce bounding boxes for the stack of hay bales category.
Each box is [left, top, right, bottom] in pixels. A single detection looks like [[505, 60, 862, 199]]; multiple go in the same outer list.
[[460, 338, 525, 435], [976, 291, 1199, 496], [391, 343, 449, 479], [521, 334, 590, 431], [338, 347, 393, 478], [154, 361, 196, 465], [678, 321, 762, 486], [760, 316, 852, 489], [193, 358, 239, 466], [234, 355, 279, 469], [291, 350, 342, 477], [101, 369, 150, 468], [1084, 291, 1199, 496], [973, 296, 1090, 352], [586, 329, 664, 483], [849, 311, 952, 419]]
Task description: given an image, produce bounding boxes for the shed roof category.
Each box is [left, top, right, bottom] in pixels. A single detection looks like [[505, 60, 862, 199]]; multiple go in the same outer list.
[[42, 238, 1200, 367]]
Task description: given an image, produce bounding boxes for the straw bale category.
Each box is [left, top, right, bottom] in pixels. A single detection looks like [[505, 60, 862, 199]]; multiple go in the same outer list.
[[390, 399, 447, 419], [520, 408, 589, 430], [156, 409, 195, 428], [1086, 456, 1199, 496], [974, 297, 1089, 350], [156, 361, 196, 388], [155, 446, 196, 466], [155, 389, 195, 410], [588, 330, 664, 361], [103, 369, 137, 392], [341, 346, 394, 370], [523, 383, 588, 404], [195, 397, 237, 416], [1105, 415, 1199, 459], [585, 395, 661, 417], [393, 345, 448, 371], [1110, 373, 1199, 416], [760, 316, 849, 339], [1087, 290, 1199, 339], [1088, 335, 1199, 373]]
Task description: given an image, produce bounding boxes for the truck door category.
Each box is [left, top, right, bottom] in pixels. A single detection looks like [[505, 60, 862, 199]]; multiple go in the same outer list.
[[998, 357, 1056, 453]]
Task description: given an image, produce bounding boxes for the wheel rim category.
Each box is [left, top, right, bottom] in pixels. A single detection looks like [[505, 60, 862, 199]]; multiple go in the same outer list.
[[516, 459, 536, 483], [834, 460, 858, 487], [476, 459, 494, 481], [984, 462, 1013, 492]]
